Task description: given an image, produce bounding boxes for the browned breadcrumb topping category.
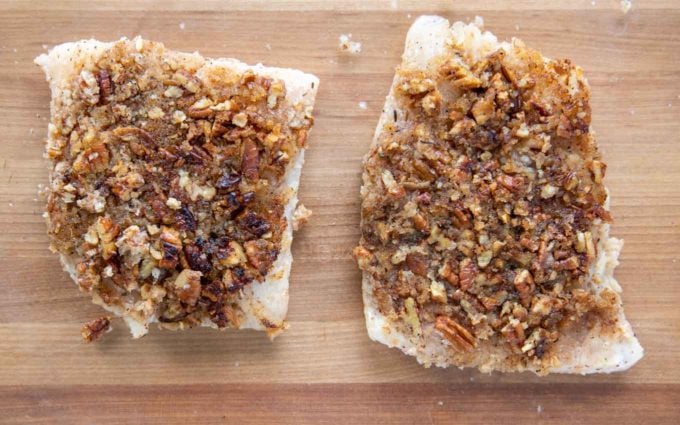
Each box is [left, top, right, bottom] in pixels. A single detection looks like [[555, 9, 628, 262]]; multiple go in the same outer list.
[[355, 40, 619, 369], [45, 39, 313, 332], [81, 316, 111, 342]]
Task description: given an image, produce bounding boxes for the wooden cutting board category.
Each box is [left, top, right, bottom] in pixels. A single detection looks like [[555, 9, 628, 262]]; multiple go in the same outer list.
[[1, 1, 679, 423]]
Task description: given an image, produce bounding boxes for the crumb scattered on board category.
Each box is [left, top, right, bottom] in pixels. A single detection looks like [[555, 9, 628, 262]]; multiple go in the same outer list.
[[179, 22, 186, 30], [293, 203, 313, 231], [338, 34, 362, 54], [358, 101, 367, 110], [621, 0, 632, 14], [81, 317, 112, 343]]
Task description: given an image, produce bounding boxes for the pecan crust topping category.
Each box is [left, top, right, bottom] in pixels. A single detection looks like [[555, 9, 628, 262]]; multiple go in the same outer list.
[[356, 39, 618, 368], [44, 39, 314, 333]]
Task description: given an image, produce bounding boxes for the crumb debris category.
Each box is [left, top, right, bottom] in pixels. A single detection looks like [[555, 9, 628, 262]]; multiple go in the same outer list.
[[339, 34, 362, 54], [82, 316, 112, 342], [620, 0, 632, 14], [515, 24, 520, 31], [358, 101, 368, 110], [473, 16, 484, 28], [293, 203, 313, 231], [179, 22, 186, 30], [537, 405, 543, 414], [265, 43, 272, 51]]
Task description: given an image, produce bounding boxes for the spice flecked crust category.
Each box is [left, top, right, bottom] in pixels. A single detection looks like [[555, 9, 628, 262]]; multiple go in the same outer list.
[[355, 16, 642, 374], [36, 37, 318, 338]]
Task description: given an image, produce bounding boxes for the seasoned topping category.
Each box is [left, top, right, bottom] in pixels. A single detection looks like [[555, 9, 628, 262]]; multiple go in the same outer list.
[[356, 40, 614, 367], [44, 38, 314, 331], [81, 316, 111, 343]]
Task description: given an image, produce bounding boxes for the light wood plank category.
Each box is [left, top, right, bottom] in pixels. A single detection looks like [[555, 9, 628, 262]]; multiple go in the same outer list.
[[0, 1, 679, 422]]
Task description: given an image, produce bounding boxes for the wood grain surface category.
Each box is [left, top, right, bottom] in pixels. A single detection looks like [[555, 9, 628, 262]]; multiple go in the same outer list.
[[1, 0, 679, 423]]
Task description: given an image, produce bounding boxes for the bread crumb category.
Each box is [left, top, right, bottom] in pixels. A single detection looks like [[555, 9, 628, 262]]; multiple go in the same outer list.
[[265, 43, 272, 51], [293, 203, 312, 231], [473, 16, 484, 28], [179, 22, 186, 30], [621, 0, 632, 14], [437, 401, 444, 406], [358, 101, 367, 110], [339, 34, 362, 54], [537, 405, 543, 414]]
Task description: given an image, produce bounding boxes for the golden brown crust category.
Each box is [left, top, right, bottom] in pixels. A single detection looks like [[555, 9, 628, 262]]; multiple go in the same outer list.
[[43, 39, 315, 334], [355, 35, 620, 371]]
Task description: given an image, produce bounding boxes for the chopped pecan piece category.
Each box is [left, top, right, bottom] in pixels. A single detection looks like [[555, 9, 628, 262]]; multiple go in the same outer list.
[[174, 269, 202, 306], [72, 144, 110, 175], [184, 243, 211, 274], [244, 239, 278, 275], [241, 139, 260, 181], [159, 227, 182, 269], [435, 316, 476, 352], [513, 269, 535, 307], [81, 316, 111, 343], [96, 70, 113, 102], [175, 205, 197, 232], [239, 212, 271, 238], [458, 258, 477, 291], [405, 253, 428, 276], [95, 217, 120, 260]]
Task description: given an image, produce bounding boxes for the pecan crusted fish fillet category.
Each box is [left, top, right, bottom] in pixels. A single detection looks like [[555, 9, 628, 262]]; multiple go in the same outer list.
[[354, 16, 643, 374], [36, 37, 318, 338]]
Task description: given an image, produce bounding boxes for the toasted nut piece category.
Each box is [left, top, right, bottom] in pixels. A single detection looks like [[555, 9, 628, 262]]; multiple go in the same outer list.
[[435, 316, 476, 352], [95, 217, 119, 260], [174, 269, 202, 306], [244, 239, 277, 275], [72, 144, 109, 175], [221, 241, 247, 267], [403, 297, 422, 336], [459, 258, 477, 291], [353, 246, 373, 270], [241, 139, 260, 181], [81, 316, 111, 343], [513, 269, 535, 307], [159, 227, 182, 269], [405, 253, 428, 276], [471, 98, 494, 125], [430, 280, 447, 303]]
